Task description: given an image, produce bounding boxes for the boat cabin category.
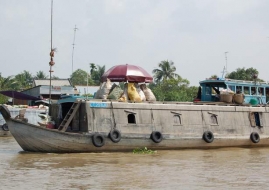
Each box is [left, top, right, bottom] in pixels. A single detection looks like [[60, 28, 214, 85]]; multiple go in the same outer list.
[[199, 78, 269, 104]]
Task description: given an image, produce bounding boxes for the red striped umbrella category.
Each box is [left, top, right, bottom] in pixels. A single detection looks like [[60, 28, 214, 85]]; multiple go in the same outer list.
[[101, 64, 153, 83]]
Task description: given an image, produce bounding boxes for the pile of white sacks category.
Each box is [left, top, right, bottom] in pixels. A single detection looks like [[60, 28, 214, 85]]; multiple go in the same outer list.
[[94, 79, 156, 102]]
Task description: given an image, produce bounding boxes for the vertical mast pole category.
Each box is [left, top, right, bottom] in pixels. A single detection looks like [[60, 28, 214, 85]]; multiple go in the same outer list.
[[49, 0, 55, 106], [51, 0, 53, 52]]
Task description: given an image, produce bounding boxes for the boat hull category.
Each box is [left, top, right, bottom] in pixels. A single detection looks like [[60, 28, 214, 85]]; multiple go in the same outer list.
[[2, 101, 269, 153], [5, 118, 269, 153]]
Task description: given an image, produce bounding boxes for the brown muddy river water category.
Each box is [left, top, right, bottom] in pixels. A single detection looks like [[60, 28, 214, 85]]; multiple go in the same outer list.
[[1, 137, 269, 190]]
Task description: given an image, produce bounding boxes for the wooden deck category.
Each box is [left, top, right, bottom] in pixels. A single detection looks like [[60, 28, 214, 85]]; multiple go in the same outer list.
[[96, 98, 262, 107], [193, 101, 252, 106]]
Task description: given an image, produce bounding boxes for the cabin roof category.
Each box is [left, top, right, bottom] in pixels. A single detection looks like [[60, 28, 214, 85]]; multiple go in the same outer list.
[[200, 78, 269, 87], [33, 79, 72, 87]]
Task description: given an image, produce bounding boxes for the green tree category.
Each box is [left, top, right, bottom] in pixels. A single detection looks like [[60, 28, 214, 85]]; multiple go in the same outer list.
[[14, 70, 33, 90], [227, 67, 264, 81], [51, 75, 60, 79], [91, 65, 105, 85], [0, 74, 16, 90], [0, 74, 18, 103], [35, 71, 48, 79], [210, 75, 218, 79], [70, 69, 88, 86], [89, 63, 97, 76], [150, 77, 198, 102], [152, 60, 179, 83], [185, 86, 200, 101]]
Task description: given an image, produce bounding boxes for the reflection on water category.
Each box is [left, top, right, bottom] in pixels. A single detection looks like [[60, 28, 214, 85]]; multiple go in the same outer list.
[[1, 137, 269, 189]]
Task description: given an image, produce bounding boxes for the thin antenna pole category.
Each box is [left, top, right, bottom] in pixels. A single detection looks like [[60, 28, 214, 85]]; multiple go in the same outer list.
[[49, 0, 53, 105], [221, 66, 225, 78], [50, 0, 53, 51], [49, 0, 55, 107], [225, 51, 228, 76], [71, 25, 78, 78]]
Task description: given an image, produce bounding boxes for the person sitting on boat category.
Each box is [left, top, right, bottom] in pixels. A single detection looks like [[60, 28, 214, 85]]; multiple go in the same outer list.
[[212, 87, 220, 101]]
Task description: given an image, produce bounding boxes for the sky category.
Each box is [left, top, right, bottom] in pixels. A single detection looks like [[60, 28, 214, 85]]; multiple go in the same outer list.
[[1, 0, 269, 86]]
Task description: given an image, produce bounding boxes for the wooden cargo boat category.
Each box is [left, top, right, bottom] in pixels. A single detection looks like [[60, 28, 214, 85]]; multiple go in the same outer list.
[[0, 78, 269, 153]]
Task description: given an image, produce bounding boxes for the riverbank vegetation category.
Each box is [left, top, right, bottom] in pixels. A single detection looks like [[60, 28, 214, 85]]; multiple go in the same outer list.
[[0, 61, 263, 104], [133, 147, 156, 154]]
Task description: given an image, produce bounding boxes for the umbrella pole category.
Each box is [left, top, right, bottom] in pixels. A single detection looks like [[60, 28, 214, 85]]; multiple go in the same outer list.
[[12, 91, 14, 106]]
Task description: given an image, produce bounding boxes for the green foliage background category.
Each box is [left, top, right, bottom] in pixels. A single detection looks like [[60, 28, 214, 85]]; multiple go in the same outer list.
[[0, 60, 264, 104]]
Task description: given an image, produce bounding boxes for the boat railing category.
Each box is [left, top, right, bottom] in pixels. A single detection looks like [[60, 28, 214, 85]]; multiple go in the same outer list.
[[205, 78, 269, 85]]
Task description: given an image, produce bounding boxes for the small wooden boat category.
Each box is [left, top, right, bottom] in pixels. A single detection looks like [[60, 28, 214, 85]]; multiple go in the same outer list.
[[1, 78, 269, 153], [0, 107, 48, 137]]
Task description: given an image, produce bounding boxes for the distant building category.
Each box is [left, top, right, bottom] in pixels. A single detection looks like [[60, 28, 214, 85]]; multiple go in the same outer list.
[[2, 79, 100, 106], [14, 79, 77, 105], [75, 86, 99, 96]]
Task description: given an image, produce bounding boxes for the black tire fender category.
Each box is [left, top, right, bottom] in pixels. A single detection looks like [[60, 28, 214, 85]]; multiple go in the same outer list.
[[0, 105, 11, 120], [109, 129, 121, 143], [250, 132, 260, 143], [92, 133, 105, 147], [2, 123, 9, 131], [151, 131, 163, 143], [203, 131, 214, 143]]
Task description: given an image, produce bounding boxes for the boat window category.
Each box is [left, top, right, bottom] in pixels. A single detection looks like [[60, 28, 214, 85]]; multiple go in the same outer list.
[[254, 112, 261, 127], [243, 86, 250, 95], [212, 86, 220, 95], [258, 87, 264, 96], [210, 115, 218, 125], [206, 86, 211, 95], [266, 88, 269, 103], [228, 85, 235, 92], [173, 115, 181, 124], [258, 113, 263, 127], [249, 112, 262, 127], [236, 86, 242, 93], [128, 114, 136, 124], [251, 87, 256, 95]]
